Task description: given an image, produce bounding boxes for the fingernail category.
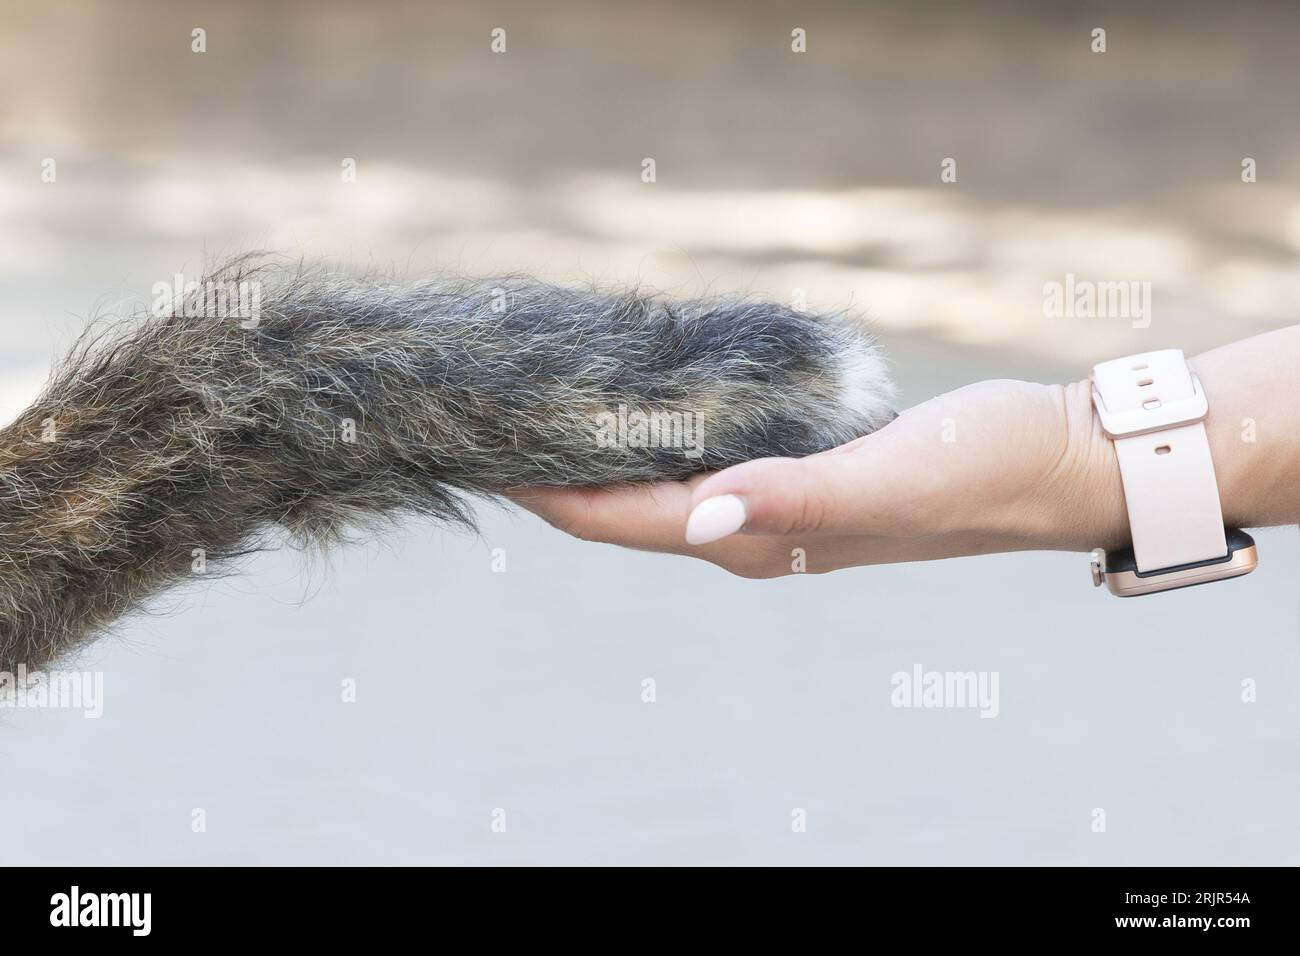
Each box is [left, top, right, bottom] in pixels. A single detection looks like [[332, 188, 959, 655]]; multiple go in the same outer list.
[[685, 494, 747, 545]]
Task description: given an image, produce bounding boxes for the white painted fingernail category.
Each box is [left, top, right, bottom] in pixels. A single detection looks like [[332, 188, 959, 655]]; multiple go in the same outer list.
[[685, 495, 747, 545]]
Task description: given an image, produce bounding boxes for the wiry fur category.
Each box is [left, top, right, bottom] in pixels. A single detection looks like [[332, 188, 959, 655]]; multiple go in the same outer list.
[[0, 261, 895, 669]]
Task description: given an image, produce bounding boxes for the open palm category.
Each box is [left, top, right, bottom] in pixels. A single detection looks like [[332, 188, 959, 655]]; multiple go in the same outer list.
[[511, 378, 1126, 578]]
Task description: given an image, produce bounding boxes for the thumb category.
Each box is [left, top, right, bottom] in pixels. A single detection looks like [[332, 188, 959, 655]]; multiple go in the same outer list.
[[683, 455, 856, 544]]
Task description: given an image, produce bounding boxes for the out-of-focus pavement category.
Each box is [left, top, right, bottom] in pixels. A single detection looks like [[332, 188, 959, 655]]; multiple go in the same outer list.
[[2, 353, 1296, 867], [0, 0, 1297, 864]]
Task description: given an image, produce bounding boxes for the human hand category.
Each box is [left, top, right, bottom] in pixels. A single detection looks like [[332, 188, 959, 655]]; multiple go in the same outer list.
[[510, 377, 1130, 578]]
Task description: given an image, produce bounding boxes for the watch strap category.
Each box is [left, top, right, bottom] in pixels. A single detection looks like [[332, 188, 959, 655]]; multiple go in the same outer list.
[[1091, 349, 1227, 573]]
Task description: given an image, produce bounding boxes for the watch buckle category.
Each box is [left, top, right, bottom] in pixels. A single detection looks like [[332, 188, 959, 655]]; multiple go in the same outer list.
[[1091, 372, 1208, 439]]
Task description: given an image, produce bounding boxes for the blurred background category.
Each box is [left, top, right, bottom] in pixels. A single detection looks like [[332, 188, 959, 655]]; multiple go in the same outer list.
[[0, 0, 1296, 864]]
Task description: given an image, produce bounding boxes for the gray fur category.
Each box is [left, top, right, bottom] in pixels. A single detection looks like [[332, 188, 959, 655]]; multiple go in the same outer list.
[[0, 260, 894, 668]]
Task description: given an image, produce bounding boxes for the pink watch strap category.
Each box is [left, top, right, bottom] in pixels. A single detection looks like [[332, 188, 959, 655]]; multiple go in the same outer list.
[[1092, 349, 1228, 573]]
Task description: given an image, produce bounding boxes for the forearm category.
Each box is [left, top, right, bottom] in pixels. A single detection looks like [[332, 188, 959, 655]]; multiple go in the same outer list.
[[1193, 325, 1300, 530]]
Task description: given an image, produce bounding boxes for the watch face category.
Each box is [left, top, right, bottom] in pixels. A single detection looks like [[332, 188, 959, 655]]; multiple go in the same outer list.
[[1104, 528, 1255, 576], [1101, 529, 1258, 596]]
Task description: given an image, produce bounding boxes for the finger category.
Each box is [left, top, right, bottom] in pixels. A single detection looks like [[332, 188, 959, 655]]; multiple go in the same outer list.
[[808, 412, 902, 458], [512, 482, 844, 578], [683, 454, 866, 544], [507, 478, 707, 552]]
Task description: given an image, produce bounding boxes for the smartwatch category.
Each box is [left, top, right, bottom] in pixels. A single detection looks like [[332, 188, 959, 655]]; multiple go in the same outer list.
[[1088, 348, 1258, 597]]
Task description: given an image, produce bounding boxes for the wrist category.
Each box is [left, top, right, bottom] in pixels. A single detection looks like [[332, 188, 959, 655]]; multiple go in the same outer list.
[[1025, 378, 1130, 553], [1047, 356, 1251, 559]]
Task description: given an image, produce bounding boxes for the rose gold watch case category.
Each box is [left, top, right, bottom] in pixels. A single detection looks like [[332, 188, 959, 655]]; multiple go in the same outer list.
[[1090, 529, 1258, 597]]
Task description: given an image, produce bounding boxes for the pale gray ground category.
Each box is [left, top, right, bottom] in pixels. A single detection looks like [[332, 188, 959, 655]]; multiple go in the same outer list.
[[2, 340, 1295, 866], [0, 0, 1297, 864]]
